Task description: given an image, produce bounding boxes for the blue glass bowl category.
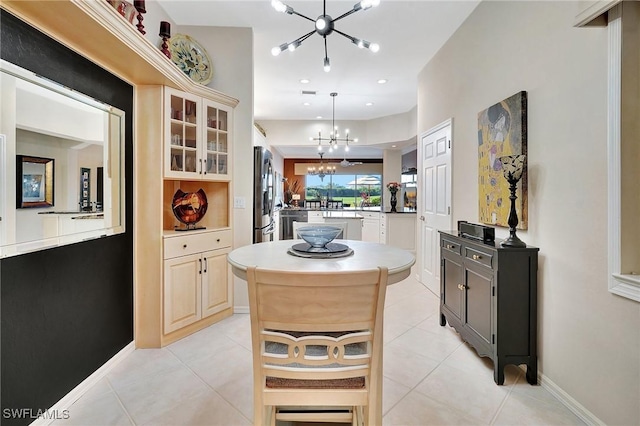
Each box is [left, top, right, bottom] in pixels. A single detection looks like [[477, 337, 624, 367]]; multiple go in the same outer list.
[[296, 226, 341, 248]]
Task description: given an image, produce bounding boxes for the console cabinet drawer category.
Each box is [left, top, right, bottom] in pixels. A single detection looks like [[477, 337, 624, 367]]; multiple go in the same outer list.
[[164, 230, 232, 259], [464, 246, 493, 268], [441, 238, 461, 255]]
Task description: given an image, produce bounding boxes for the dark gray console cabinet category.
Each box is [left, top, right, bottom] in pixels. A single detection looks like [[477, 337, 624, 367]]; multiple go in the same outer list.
[[439, 230, 539, 385]]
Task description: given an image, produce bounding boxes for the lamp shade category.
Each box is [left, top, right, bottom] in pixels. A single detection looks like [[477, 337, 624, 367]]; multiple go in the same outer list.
[[159, 21, 171, 37], [499, 154, 526, 182]]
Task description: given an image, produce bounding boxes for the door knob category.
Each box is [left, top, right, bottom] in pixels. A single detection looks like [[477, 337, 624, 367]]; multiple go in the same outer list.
[[420, 216, 425, 221]]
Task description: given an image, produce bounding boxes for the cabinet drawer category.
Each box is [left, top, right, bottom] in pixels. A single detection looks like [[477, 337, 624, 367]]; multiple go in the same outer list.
[[464, 246, 493, 269], [164, 230, 232, 259], [441, 238, 461, 255]]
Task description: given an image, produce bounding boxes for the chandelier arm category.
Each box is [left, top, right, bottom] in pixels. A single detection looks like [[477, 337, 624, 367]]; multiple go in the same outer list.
[[332, 8, 359, 23], [293, 30, 316, 45], [333, 28, 358, 44], [290, 9, 316, 23]]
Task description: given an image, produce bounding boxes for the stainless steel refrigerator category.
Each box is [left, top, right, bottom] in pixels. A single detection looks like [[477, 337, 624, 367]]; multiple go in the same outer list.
[[253, 147, 275, 243]]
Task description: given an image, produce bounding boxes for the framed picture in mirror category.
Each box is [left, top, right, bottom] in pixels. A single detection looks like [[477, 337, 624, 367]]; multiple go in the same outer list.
[[80, 167, 91, 211], [16, 155, 55, 208]]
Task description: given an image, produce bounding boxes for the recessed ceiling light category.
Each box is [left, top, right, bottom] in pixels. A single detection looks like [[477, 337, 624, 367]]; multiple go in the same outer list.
[[365, 102, 374, 106], [300, 79, 310, 84], [303, 102, 311, 106], [316, 115, 323, 119], [391, 145, 397, 148], [377, 79, 387, 84]]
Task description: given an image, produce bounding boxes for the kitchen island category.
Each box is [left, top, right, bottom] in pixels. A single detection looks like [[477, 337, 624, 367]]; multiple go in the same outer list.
[[307, 209, 364, 240]]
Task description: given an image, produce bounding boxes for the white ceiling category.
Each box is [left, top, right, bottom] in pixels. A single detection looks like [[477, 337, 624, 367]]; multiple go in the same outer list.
[[157, 0, 479, 157]]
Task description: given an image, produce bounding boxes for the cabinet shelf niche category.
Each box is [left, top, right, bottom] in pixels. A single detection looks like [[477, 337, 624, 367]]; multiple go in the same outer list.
[[163, 180, 230, 232]]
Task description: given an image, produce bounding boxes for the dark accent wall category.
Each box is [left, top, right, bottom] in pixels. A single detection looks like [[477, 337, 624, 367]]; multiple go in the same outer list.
[[1, 10, 134, 425]]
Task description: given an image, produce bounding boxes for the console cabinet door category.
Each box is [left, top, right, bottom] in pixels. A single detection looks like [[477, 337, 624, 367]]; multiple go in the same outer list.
[[164, 253, 202, 333], [464, 263, 493, 349], [201, 249, 231, 318], [441, 252, 463, 324]]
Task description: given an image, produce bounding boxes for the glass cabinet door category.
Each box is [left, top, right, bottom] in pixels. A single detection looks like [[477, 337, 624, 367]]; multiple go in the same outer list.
[[204, 104, 230, 179], [167, 90, 200, 177]]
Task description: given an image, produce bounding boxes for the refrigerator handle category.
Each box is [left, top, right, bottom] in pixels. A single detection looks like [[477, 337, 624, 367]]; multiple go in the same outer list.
[[263, 217, 275, 235]]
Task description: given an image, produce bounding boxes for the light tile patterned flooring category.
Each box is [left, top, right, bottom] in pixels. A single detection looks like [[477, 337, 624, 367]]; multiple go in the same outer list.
[[53, 270, 585, 425]]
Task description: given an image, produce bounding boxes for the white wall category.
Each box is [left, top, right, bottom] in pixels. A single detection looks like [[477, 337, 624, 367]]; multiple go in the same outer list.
[[15, 131, 75, 242], [258, 106, 417, 149], [417, 2, 639, 424]]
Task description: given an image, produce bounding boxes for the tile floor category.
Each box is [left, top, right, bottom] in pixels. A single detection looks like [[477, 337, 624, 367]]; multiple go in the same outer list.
[[53, 271, 585, 426]]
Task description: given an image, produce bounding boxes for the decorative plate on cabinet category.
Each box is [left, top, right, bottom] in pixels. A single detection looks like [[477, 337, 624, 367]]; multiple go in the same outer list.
[[169, 34, 213, 85]]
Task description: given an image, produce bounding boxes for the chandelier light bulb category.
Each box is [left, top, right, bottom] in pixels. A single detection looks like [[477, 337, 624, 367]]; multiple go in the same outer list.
[[323, 57, 331, 72], [271, 46, 281, 56], [354, 138, 359, 142], [271, 0, 287, 13], [369, 43, 380, 53], [357, 39, 364, 49], [315, 17, 326, 31]]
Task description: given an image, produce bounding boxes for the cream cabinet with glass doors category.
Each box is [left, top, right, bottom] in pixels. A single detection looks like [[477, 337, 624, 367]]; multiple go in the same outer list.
[[136, 83, 236, 348], [165, 87, 232, 181]]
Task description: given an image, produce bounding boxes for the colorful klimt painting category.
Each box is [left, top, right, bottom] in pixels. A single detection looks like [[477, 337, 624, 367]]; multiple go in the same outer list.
[[478, 91, 528, 229]]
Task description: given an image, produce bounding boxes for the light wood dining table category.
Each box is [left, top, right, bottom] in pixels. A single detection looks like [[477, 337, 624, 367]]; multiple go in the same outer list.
[[228, 239, 415, 284]]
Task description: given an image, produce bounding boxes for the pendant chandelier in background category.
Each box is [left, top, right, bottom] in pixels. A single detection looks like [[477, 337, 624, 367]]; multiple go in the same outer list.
[[270, 0, 381, 72], [311, 92, 358, 153], [307, 152, 336, 181]]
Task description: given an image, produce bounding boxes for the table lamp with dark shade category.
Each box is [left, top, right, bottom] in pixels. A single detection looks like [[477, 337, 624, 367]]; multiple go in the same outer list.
[[498, 154, 527, 248]]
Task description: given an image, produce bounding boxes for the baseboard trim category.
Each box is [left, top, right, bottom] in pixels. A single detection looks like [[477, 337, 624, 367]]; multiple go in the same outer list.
[[538, 372, 604, 426], [233, 306, 249, 314], [30, 341, 135, 426]]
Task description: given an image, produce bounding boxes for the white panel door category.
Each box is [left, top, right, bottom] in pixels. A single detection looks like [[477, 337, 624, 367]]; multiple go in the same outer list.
[[419, 120, 452, 296]]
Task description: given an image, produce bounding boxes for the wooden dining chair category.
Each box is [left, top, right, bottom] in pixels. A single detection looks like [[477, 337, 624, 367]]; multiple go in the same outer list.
[[246, 266, 389, 426]]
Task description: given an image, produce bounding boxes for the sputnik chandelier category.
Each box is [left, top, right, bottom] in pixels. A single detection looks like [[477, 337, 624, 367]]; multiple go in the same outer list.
[[311, 92, 358, 153], [270, 0, 381, 72], [307, 152, 336, 181]]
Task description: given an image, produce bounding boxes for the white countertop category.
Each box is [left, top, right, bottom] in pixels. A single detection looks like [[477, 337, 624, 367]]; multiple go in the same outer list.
[[228, 239, 415, 285], [322, 211, 364, 219]]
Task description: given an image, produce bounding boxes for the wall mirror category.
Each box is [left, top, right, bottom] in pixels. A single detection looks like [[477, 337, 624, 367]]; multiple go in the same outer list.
[[0, 60, 125, 258]]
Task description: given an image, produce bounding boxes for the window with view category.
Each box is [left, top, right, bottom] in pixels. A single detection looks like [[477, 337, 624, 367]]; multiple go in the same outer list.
[[305, 173, 382, 208]]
